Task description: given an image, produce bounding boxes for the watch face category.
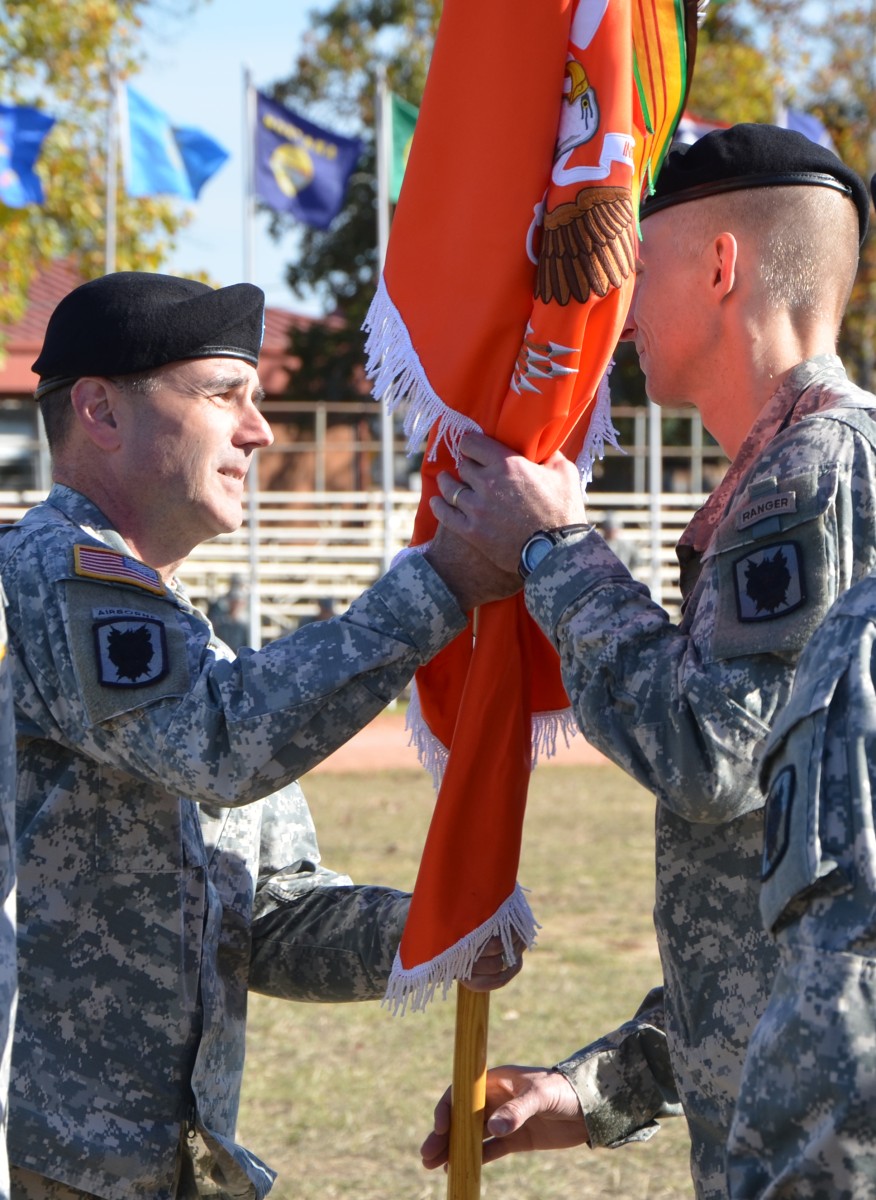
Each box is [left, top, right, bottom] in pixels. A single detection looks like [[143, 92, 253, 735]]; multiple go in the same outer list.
[[520, 524, 590, 578], [522, 534, 555, 574]]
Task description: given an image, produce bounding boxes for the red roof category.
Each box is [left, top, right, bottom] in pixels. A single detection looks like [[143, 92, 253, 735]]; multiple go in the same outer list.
[[0, 261, 319, 399], [0, 260, 85, 395]]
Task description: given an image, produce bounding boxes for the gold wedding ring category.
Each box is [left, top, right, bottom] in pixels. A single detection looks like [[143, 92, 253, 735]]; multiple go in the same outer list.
[[450, 483, 467, 508]]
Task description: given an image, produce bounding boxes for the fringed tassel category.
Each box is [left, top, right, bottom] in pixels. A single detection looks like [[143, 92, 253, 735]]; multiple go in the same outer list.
[[405, 678, 449, 788], [383, 883, 540, 1014], [530, 706, 581, 768], [407, 682, 580, 782], [576, 361, 624, 486], [363, 276, 482, 460]]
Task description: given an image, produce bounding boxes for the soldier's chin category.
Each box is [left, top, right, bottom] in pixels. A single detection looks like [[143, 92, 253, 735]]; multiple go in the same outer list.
[[206, 504, 246, 538], [645, 385, 692, 411]]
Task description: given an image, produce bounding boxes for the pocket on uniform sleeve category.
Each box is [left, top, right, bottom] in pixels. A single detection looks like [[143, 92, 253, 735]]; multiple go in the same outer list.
[[64, 578, 193, 725], [759, 697, 850, 934]]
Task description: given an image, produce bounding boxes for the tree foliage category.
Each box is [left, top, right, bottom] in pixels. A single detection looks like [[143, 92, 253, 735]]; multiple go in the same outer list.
[[265, 0, 440, 398], [0, 0, 205, 329]]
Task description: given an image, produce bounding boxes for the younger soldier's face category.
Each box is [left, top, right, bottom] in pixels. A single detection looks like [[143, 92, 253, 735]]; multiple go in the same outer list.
[[122, 357, 273, 547], [623, 206, 717, 411]]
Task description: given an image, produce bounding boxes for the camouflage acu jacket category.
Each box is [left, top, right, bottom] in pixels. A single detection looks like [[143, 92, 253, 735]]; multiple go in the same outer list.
[[0, 588, 16, 1200], [0, 484, 465, 1200], [728, 570, 876, 1198], [526, 357, 876, 1198]]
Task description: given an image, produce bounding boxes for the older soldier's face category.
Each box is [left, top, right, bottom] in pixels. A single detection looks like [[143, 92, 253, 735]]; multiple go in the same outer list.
[[121, 357, 273, 545]]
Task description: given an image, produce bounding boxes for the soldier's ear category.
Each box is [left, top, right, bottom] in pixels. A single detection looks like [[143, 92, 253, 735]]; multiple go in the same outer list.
[[70, 378, 122, 452], [710, 231, 739, 302]]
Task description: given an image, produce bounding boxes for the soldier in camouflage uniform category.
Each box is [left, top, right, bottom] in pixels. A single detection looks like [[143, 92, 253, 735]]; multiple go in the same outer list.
[[0, 588, 17, 1200], [725, 569, 876, 1198], [421, 125, 876, 1198], [2, 272, 521, 1200]]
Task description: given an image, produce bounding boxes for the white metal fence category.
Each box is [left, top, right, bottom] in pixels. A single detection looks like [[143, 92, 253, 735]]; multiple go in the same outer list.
[[0, 487, 705, 638]]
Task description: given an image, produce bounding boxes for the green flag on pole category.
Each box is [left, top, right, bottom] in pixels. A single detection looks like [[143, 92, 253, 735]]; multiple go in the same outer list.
[[389, 92, 418, 203]]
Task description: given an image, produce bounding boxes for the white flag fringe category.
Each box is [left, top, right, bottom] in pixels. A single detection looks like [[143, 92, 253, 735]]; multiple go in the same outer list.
[[405, 677, 584, 786], [363, 276, 482, 461], [383, 883, 540, 1014], [577, 362, 624, 484]]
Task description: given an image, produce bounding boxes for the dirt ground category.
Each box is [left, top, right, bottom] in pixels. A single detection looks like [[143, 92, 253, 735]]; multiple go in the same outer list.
[[311, 707, 608, 772]]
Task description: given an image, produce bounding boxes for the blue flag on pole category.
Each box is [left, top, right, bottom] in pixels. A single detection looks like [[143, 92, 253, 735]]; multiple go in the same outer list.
[[124, 86, 229, 200], [254, 91, 362, 230], [0, 103, 55, 208]]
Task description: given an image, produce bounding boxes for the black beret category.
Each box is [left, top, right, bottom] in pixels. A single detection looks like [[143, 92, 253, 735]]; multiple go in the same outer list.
[[642, 123, 870, 245], [32, 272, 265, 400]]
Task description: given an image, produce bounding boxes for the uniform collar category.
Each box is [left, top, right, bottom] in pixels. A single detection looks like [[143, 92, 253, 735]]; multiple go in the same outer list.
[[43, 484, 186, 596], [679, 354, 847, 558], [44, 484, 132, 556]]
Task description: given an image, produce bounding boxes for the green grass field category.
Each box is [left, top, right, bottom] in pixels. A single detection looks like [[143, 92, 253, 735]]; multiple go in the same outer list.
[[237, 763, 695, 1199]]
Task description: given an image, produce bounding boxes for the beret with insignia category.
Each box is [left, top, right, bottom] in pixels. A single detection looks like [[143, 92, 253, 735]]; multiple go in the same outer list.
[[642, 123, 870, 245], [32, 272, 265, 400]]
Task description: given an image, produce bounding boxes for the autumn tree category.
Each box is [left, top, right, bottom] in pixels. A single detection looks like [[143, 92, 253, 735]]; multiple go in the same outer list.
[[265, 0, 440, 400], [0, 0, 206, 328]]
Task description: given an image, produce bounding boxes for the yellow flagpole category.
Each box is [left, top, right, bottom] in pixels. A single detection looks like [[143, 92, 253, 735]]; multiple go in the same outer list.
[[447, 985, 490, 1199]]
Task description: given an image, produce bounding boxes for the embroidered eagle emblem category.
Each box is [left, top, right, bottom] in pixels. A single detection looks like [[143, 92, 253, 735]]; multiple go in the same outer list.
[[535, 186, 635, 307]]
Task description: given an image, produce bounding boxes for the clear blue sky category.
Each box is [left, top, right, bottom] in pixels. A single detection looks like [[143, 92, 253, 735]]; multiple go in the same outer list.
[[137, 0, 327, 313]]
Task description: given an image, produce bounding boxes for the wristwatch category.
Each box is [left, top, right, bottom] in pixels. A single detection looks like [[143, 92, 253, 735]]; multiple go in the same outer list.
[[518, 524, 591, 579]]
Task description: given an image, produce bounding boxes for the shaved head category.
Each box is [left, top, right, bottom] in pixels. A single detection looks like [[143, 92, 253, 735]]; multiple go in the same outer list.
[[674, 185, 860, 333]]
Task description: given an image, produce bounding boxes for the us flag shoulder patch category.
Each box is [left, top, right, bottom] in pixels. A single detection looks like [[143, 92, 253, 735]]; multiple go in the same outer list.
[[73, 545, 165, 596]]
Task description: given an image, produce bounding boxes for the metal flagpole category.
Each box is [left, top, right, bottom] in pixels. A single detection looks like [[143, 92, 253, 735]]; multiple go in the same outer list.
[[105, 64, 118, 275], [375, 64, 395, 575], [242, 65, 263, 649]]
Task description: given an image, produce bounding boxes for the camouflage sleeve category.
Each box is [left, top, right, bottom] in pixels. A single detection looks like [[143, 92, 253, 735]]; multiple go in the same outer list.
[[13, 549, 467, 806], [727, 582, 876, 1196], [554, 987, 682, 1148], [525, 419, 876, 824], [727, 946, 876, 1197], [249, 883, 409, 1002], [0, 589, 15, 1189], [524, 530, 778, 823]]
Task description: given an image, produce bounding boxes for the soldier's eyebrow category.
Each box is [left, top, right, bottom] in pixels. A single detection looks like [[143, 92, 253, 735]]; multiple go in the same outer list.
[[192, 372, 266, 404]]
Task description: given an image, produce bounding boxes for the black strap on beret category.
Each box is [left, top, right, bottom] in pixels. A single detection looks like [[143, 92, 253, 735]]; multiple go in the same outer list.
[[642, 170, 854, 217], [641, 123, 870, 245]]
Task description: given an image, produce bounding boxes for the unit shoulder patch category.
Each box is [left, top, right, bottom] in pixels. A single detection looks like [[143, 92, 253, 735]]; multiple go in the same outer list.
[[93, 616, 168, 688], [733, 540, 805, 622], [65, 582, 193, 724], [762, 764, 795, 881]]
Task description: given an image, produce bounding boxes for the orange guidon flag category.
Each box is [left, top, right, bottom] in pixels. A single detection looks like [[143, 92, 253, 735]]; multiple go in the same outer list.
[[365, 0, 701, 1011]]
